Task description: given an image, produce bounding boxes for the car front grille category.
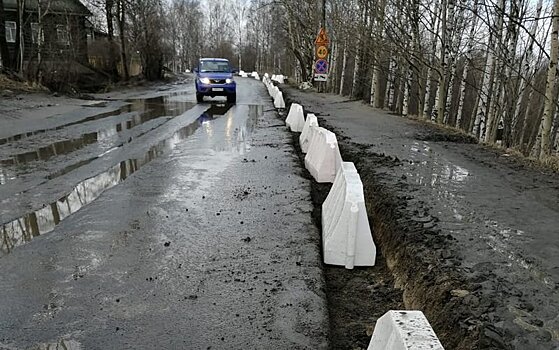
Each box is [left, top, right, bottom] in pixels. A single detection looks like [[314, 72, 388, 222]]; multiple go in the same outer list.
[[210, 79, 226, 84]]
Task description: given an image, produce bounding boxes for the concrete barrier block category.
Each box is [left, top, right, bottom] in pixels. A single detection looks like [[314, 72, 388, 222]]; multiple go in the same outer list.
[[274, 91, 285, 109], [368, 311, 444, 350], [251, 71, 258, 77], [321, 162, 375, 268], [285, 103, 305, 132], [300, 113, 319, 152], [304, 127, 342, 183]]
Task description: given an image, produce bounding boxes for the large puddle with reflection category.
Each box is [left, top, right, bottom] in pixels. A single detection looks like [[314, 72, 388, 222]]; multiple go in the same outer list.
[[0, 94, 195, 170], [1, 104, 262, 255]]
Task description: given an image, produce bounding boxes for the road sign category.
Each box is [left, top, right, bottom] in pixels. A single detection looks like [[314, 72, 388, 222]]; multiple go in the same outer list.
[[314, 73, 328, 82], [316, 45, 328, 59], [315, 27, 329, 45], [315, 59, 329, 74]]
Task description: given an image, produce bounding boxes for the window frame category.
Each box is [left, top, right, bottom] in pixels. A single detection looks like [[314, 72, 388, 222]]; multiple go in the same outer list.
[[5, 21, 16, 43], [56, 24, 69, 46], [30, 22, 44, 45]]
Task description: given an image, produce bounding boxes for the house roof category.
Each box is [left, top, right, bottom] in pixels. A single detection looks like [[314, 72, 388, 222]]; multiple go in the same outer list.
[[3, 0, 91, 16]]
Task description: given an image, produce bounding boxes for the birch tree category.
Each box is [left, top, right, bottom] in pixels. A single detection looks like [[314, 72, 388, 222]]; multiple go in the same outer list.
[[538, 0, 559, 158]]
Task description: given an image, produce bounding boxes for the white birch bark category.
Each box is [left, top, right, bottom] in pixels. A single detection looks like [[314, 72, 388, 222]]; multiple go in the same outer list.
[[485, 0, 522, 143], [551, 109, 559, 153], [456, 1, 479, 128], [433, 0, 449, 123], [339, 42, 347, 95], [402, 67, 412, 116], [371, 0, 387, 108], [422, 0, 440, 119], [480, 0, 505, 141], [538, 0, 559, 158], [351, 51, 360, 98], [329, 41, 338, 93], [370, 70, 377, 105], [512, 0, 544, 138], [385, 59, 395, 109], [473, 0, 505, 138]]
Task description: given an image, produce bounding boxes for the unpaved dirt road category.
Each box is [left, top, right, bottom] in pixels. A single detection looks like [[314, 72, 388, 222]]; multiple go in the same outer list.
[[0, 77, 328, 349], [284, 86, 559, 350], [2, 74, 558, 350]]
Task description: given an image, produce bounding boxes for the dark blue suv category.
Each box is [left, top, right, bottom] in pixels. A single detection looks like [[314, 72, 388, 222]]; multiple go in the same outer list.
[[195, 58, 237, 103]]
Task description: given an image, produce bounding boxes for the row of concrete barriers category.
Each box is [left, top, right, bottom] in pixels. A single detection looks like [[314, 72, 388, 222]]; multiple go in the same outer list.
[[258, 75, 445, 350]]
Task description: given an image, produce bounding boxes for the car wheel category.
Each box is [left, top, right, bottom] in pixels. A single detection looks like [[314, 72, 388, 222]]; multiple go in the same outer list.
[[227, 93, 236, 104], [196, 93, 204, 103]]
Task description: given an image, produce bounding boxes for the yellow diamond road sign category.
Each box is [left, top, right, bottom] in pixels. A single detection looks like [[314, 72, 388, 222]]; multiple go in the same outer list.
[[316, 46, 328, 59]]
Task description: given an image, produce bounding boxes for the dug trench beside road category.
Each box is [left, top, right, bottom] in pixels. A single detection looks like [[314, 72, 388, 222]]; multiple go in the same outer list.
[[282, 85, 559, 350]]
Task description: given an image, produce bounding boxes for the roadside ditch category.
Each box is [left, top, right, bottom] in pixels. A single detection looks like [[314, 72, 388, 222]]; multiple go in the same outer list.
[[279, 92, 493, 350]]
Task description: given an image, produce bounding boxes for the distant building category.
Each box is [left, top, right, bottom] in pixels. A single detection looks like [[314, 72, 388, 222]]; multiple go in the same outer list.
[[2, 0, 91, 65]]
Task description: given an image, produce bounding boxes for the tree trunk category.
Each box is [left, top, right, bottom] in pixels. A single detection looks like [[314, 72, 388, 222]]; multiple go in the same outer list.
[[539, 0, 559, 158], [385, 59, 396, 109], [351, 47, 360, 98], [339, 42, 347, 95], [105, 0, 119, 80], [116, 0, 129, 80], [422, 1, 440, 119], [436, 0, 452, 124], [512, 0, 544, 145]]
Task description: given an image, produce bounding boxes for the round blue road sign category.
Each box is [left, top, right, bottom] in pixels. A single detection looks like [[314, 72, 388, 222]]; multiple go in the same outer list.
[[315, 59, 329, 74]]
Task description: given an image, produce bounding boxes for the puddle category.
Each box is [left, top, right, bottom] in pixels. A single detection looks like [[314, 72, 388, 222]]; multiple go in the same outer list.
[[0, 94, 195, 170], [1, 104, 261, 255], [0, 133, 99, 166]]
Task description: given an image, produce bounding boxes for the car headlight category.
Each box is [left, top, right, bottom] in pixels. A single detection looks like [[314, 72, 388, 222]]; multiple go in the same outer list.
[[200, 77, 211, 84], [226, 78, 234, 84]]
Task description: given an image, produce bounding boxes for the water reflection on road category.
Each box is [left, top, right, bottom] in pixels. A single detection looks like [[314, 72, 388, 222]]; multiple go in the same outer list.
[[1, 103, 262, 255], [0, 94, 195, 183]]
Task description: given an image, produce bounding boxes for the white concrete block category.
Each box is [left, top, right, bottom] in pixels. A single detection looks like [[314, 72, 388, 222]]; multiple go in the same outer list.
[[264, 73, 270, 79], [285, 103, 305, 132], [251, 71, 258, 77], [300, 113, 319, 153], [275, 75, 285, 84], [254, 73, 260, 80], [304, 127, 342, 183], [368, 311, 444, 350], [274, 91, 285, 109], [322, 162, 375, 268]]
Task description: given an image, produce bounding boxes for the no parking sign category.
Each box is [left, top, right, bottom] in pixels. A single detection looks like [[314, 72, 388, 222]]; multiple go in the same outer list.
[[314, 28, 329, 82]]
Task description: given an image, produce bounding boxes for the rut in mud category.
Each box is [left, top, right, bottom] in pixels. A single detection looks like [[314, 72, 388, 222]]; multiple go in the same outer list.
[[279, 90, 545, 350]]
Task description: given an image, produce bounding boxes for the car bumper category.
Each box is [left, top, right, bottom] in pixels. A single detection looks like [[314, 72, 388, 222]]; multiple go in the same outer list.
[[197, 83, 236, 96]]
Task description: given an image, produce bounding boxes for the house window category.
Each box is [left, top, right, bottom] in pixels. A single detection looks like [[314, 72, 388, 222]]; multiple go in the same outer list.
[[31, 23, 43, 44], [56, 25, 69, 45], [5, 21, 16, 43]]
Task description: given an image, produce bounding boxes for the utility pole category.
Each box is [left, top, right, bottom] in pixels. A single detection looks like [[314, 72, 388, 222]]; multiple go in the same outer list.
[[322, 0, 326, 27]]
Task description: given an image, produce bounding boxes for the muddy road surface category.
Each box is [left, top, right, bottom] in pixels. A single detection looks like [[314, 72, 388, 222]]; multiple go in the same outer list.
[[0, 77, 328, 349], [284, 86, 559, 350]]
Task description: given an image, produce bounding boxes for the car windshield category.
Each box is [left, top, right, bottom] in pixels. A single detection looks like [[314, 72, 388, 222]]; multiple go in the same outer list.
[[200, 61, 230, 73]]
